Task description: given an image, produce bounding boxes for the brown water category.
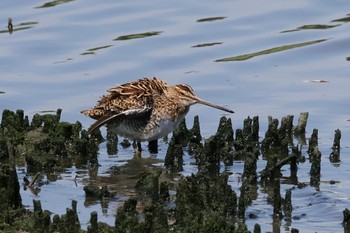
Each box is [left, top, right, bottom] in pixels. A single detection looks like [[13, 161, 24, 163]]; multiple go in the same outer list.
[[2, 0, 350, 232]]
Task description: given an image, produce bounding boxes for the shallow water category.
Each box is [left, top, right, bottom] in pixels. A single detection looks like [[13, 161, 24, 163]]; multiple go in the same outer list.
[[2, 0, 350, 232]]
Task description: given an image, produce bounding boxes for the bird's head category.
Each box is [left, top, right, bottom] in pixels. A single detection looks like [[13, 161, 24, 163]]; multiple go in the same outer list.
[[173, 84, 198, 105], [172, 84, 234, 113]]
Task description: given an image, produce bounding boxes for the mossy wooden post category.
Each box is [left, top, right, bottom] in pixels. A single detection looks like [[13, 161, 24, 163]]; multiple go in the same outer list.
[[51, 214, 60, 232], [343, 208, 350, 230], [65, 208, 81, 233], [54, 200, 81, 233], [148, 140, 158, 154], [294, 112, 308, 135], [216, 116, 234, 165], [308, 128, 318, 157], [238, 151, 258, 219], [310, 147, 321, 189], [135, 170, 161, 202], [159, 181, 170, 202], [106, 125, 118, 155], [165, 118, 189, 172], [252, 116, 259, 142], [32, 200, 51, 232], [273, 177, 282, 218], [283, 189, 292, 224], [188, 116, 203, 155], [164, 136, 183, 172], [261, 117, 280, 153], [142, 202, 168, 233], [175, 173, 237, 232], [189, 115, 202, 144], [329, 129, 341, 163], [71, 200, 80, 229], [173, 118, 189, 146], [238, 151, 258, 217], [87, 211, 98, 233], [115, 198, 139, 233], [197, 135, 220, 176], [290, 146, 300, 179], [196, 116, 234, 173], [282, 115, 294, 140], [243, 116, 252, 139], [0, 164, 22, 222], [254, 223, 261, 233], [234, 128, 244, 151]]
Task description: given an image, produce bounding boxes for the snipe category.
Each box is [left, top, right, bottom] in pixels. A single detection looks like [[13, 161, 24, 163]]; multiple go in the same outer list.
[[81, 77, 234, 154]]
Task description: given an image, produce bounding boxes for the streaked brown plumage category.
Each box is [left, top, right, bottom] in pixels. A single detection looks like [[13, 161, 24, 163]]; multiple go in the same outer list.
[[81, 77, 233, 152]]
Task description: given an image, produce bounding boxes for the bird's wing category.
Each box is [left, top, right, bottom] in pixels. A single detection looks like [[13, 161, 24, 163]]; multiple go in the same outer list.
[[82, 77, 168, 133], [87, 112, 123, 134], [87, 105, 152, 133]]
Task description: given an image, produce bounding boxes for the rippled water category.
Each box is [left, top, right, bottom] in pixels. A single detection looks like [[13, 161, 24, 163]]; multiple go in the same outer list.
[[2, 0, 350, 232]]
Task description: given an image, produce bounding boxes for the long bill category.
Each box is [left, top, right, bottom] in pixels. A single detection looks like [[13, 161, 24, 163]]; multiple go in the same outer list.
[[196, 98, 234, 113]]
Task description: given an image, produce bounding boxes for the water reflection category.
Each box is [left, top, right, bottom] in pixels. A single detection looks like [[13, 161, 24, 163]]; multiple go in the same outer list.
[[53, 58, 73, 64], [84, 197, 110, 215], [7, 17, 13, 34], [31, 110, 56, 114], [97, 157, 162, 193], [0, 19, 38, 34]]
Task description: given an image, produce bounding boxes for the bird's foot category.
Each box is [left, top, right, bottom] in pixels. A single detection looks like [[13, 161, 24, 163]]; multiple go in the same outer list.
[[133, 141, 142, 158]]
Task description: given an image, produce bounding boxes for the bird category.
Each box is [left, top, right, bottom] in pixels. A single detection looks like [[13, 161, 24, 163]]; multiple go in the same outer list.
[[8, 17, 13, 34], [81, 77, 234, 155]]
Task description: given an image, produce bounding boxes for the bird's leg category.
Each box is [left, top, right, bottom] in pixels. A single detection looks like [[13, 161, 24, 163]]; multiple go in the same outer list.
[[133, 140, 142, 158], [137, 142, 142, 152], [148, 140, 158, 154]]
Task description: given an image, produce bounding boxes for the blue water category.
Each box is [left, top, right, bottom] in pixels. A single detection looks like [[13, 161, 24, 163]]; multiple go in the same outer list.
[[2, 0, 350, 232]]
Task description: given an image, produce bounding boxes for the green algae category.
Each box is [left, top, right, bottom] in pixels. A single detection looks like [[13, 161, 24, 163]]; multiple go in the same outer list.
[[192, 42, 223, 48], [114, 31, 162, 41], [281, 24, 339, 33], [197, 16, 227, 22], [332, 14, 350, 22], [35, 0, 75, 8], [81, 45, 113, 56], [215, 39, 327, 62]]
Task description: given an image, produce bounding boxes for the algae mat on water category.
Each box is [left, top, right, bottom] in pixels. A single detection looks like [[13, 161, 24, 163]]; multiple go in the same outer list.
[[35, 0, 74, 8], [215, 39, 327, 62], [114, 31, 163, 41]]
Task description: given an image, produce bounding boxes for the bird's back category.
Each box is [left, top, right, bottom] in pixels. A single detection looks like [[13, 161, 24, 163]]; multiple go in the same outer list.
[[81, 77, 169, 133]]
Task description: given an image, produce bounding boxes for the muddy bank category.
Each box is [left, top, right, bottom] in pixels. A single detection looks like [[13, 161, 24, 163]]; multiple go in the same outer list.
[[0, 109, 348, 232]]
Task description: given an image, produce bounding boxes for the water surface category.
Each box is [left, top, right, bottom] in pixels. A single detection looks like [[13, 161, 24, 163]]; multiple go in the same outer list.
[[2, 0, 350, 232]]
